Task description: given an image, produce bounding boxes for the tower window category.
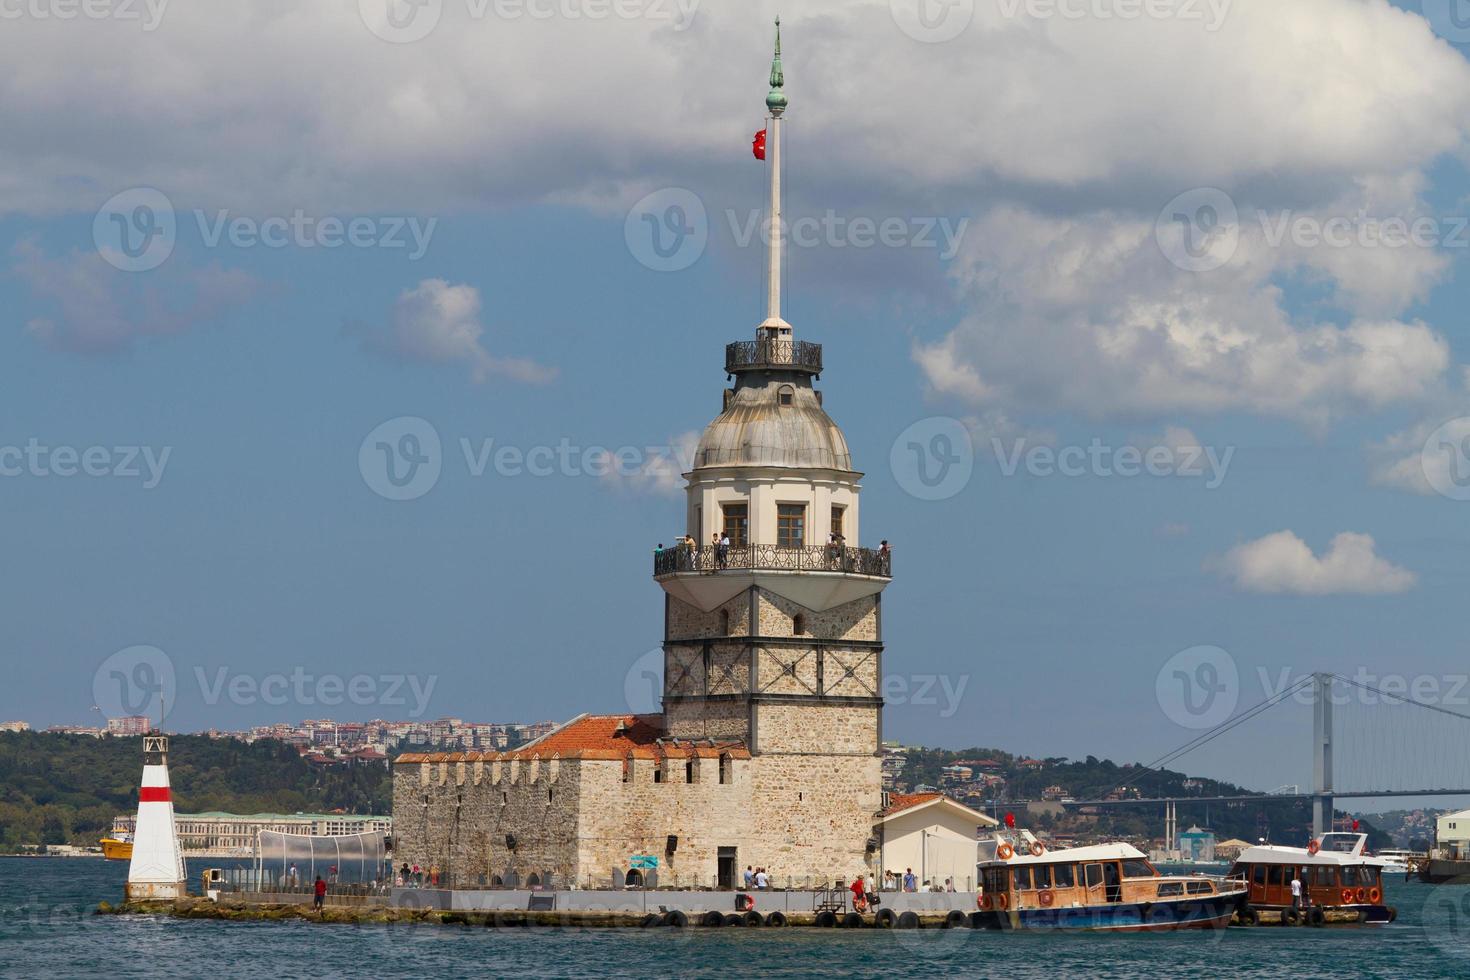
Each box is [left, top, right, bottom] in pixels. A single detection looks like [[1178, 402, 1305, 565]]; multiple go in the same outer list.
[[778, 385, 795, 407], [793, 614, 806, 635], [719, 609, 730, 634], [777, 504, 805, 548], [654, 766, 664, 783], [721, 503, 748, 547], [719, 753, 733, 785], [686, 759, 696, 783], [831, 506, 845, 541]]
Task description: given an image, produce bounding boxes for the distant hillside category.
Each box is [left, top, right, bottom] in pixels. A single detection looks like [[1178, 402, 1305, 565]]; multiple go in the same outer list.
[[0, 732, 392, 851], [892, 746, 1391, 850]]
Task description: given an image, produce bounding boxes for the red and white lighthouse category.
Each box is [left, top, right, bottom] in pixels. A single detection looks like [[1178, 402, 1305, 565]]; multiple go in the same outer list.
[[125, 734, 186, 900]]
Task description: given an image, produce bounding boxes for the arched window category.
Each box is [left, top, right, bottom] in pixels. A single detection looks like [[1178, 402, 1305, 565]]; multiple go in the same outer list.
[[792, 613, 805, 635], [526, 873, 540, 887], [626, 869, 644, 888], [778, 384, 795, 407], [719, 752, 732, 785], [622, 756, 632, 783], [686, 759, 696, 784]]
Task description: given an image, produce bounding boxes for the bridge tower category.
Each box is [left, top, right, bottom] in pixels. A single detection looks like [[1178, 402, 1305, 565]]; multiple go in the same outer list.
[[1311, 672, 1334, 837]]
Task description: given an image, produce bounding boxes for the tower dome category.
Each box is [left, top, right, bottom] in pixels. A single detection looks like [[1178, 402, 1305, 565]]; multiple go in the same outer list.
[[693, 378, 852, 471]]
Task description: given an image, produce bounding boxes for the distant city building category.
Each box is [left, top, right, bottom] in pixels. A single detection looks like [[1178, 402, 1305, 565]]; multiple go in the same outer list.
[[106, 716, 153, 736], [1177, 825, 1216, 862], [0, 721, 30, 732]]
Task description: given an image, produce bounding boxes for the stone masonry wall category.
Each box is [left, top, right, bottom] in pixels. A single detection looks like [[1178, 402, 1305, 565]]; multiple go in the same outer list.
[[392, 756, 582, 887]]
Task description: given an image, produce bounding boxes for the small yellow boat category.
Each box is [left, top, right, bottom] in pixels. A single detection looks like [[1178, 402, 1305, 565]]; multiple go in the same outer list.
[[101, 836, 133, 860]]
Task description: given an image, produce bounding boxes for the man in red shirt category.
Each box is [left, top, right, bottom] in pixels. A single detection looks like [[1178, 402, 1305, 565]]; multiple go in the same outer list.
[[313, 876, 327, 911], [849, 875, 867, 913]]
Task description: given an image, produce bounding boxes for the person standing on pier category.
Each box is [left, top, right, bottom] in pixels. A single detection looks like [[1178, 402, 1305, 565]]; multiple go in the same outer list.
[[1290, 871, 1303, 912], [313, 875, 326, 912]]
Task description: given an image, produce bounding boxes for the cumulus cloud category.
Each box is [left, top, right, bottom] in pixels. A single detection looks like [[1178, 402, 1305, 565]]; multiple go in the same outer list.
[[4, 1, 1470, 426], [363, 278, 555, 384], [11, 242, 257, 354], [1214, 530, 1416, 595]]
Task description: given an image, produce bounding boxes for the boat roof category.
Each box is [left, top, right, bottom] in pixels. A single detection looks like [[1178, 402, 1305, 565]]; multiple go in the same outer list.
[[1234, 844, 1392, 867], [981, 841, 1147, 866]]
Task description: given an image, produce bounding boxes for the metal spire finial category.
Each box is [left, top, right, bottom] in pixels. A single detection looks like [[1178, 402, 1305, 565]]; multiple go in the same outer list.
[[766, 17, 786, 114]]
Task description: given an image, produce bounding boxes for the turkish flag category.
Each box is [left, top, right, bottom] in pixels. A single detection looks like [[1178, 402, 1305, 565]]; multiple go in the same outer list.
[[752, 129, 767, 160], [1004, 811, 1016, 829]]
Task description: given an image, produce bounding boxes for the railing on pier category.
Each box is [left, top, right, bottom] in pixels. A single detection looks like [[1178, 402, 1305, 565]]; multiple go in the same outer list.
[[724, 339, 822, 375], [653, 544, 891, 578]]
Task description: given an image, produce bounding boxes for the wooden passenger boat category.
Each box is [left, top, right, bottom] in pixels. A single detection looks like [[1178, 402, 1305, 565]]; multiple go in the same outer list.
[[1226, 832, 1396, 925], [974, 830, 1246, 931]]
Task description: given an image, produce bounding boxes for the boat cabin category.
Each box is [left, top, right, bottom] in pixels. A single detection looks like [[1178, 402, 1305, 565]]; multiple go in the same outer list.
[[977, 838, 1225, 912], [1228, 833, 1388, 910]]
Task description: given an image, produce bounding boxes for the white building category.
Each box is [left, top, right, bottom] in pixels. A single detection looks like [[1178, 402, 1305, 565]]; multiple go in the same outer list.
[[876, 792, 998, 892], [1436, 808, 1470, 859]]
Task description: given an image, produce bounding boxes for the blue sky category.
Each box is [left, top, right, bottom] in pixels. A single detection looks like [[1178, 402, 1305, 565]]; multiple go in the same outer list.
[[3, 0, 1470, 805]]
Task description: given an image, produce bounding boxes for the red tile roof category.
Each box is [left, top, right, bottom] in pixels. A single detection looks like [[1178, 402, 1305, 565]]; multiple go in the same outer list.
[[394, 714, 749, 764], [882, 792, 943, 816]]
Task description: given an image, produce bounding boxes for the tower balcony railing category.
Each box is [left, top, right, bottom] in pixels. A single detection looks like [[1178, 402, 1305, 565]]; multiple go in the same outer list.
[[724, 339, 822, 375], [654, 543, 891, 578]]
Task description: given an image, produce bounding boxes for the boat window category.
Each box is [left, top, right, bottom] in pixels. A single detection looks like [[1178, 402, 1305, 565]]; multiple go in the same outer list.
[[1121, 859, 1152, 878], [985, 868, 1008, 894], [1186, 880, 1213, 894], [1362, 866, 1380, 886], [1084, 864, 1104, 888], [1157, 881, 1184, 897], [1052, 864, 1075, 888], [1310, 866, 1333, 887], [1251, 865, 1265, 885], [1032, 865, 1052, 889], [1267, 865, 1283, 886], [1341, 866, 1362, 887], [1012, 867, 1032, 891]]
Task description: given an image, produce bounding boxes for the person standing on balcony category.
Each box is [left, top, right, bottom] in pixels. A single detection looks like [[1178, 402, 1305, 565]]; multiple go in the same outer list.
[[717, 532, 730, 569]]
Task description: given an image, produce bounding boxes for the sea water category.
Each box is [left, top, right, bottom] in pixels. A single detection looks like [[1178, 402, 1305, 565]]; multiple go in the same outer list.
[[3, 857, 1468, 979]]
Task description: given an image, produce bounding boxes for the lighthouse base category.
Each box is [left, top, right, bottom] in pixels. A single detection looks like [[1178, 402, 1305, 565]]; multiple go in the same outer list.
[[127, 880, 186, 901]]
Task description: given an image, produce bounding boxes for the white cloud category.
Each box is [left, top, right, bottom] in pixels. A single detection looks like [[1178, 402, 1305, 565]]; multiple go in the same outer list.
[[1370, 412, 1470, 496], [595, 431, 700, 497], [366, 278, 555, 384], [3, 1, 1470, 425], [1215, 530, 1416, 595], [11, 242, 257, 354]]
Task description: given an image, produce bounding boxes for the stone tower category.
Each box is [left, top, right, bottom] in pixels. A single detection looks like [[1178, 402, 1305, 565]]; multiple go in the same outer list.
[[652, 18, 892, 868]]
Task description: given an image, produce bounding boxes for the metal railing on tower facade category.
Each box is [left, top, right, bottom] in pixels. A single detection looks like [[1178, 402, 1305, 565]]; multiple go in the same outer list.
[[653, 544, 890, 578], [724, 340, 822, 374]]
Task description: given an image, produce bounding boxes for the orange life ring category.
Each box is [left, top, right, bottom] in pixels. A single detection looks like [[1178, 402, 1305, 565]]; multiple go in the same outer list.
[[1039, 889, 1055, 907], [996, 843, 1014, 861], [978, 894, 990, 910], [1354, 887, 1367, 903], [1030, 841, 1045, 857], [997, 892, 1009, 910], [1307, 840, 1320, 855], [1340, 888, 1354, 905], [1368, 886, 1381, 904]]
